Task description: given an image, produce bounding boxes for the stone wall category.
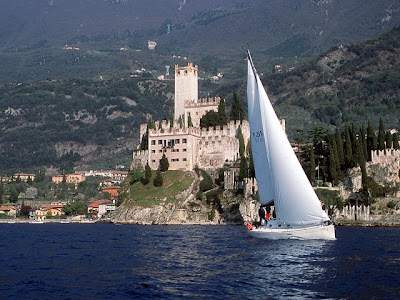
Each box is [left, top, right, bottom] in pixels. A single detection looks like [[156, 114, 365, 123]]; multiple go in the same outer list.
[[368, 149, 400, 186], [130, 150, 148, 171]]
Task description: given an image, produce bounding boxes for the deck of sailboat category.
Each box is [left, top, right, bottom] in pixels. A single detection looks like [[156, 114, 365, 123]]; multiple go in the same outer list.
[[248, 222, 336, 240]]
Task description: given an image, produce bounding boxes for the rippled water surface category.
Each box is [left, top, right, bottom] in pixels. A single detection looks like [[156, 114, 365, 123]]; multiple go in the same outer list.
[[0, 224, 399, 299]]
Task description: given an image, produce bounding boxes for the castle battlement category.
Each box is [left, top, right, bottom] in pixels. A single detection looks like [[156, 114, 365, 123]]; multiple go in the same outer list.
[[371, 148, 400, 164], [132, 150, 148, 159], [149, 126, 202, 137], [185, 97, 221, 108]]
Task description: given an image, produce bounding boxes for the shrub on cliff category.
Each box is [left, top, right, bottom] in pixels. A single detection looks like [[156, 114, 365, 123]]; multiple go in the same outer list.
[[199, 170, 214, 192]]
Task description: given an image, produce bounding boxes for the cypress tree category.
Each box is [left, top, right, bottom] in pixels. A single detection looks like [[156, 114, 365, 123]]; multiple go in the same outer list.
[[143, 163, 152, 185], [159, 153, 169, 172], [247, 141, 255, 178], [310, 147, 316, 183], [218, 98, 228, 126], [385, 131, 392, 149], [187, 114, 193, 127], [366, 121, 376, 160], [335, 128, 344, 167], [393, 132, 399, 149], [153, 170, 163, 186], [344, 125, 354, 168], [139, 132, 148, 150], [230, 91, 244, 122], [0, 178, 3, 204], [169, 109, 174, 128], [359, 125, 368, 164], [179, 115, 183, 128], [378, 118, 385, 150], [239, 157, 248, 181], [238, 126, 245, 158]]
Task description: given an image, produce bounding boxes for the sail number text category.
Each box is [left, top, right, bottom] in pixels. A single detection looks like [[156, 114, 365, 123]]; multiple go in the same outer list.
[[252, 131, 264, 143]]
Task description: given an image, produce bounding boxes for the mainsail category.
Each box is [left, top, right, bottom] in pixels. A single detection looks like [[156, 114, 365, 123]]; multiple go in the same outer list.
[[247, 51, 329, 225]]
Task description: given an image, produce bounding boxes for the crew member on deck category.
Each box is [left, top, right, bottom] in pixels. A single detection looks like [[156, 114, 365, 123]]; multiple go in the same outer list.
[[258, 205, 266, 225]]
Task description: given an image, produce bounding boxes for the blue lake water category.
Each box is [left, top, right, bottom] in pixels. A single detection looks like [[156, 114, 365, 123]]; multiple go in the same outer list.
[[0, 224, 399, 299]]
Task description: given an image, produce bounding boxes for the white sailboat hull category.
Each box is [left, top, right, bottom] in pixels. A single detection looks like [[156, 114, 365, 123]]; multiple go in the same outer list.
[[248, 224, 335, 240]]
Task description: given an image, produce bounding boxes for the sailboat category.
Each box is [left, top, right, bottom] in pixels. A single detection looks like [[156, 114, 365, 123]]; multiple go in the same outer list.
[[246, 51, 335, 240]]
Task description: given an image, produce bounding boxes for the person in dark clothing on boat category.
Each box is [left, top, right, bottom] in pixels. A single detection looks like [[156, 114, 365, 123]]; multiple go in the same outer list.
[[258, 205, 266, 225]]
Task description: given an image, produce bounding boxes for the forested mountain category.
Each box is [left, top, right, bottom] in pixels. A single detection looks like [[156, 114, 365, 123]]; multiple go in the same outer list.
[[1, 0, 399, 57], [0, 0, 399, 85], [0, 0, 399, 173], [0, 26, 399, 173]]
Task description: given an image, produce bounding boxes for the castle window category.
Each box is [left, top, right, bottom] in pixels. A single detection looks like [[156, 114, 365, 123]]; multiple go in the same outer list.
[[152, 160, 156, 163], [175, 139, 180, 144], [183, 149, 187, 152], [171, 158, 179, 162], [151, 140, 156, 145], [182, 138, 187, 143], [159, 150, 163, 153], [158, 140, 163, 145], [183, 158, 187, 161], [151, 150, 155, 153]]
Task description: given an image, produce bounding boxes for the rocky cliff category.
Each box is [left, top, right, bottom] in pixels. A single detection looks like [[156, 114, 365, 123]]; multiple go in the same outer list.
[[109, 171, 256, 225]]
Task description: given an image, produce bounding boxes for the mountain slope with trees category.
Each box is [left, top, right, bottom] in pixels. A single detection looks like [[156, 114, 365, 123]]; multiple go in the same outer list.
[[0, 26, 399, 173]]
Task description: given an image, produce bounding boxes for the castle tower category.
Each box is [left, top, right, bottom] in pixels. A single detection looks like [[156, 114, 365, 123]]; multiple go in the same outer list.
[[174, 63, 198, 122]]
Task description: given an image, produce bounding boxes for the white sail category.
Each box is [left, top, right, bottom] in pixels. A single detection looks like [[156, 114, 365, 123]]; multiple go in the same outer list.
[[247, 52, 329, 225], [247, 58, 274, 205]]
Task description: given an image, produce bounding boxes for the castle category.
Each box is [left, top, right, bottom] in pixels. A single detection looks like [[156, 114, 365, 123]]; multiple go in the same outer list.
[[132, 62, 284, 172], [131, 63, 250, 171]]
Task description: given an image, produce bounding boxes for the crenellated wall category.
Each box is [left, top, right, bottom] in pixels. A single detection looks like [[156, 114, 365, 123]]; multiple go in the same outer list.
[[371, 148, 400, 164]]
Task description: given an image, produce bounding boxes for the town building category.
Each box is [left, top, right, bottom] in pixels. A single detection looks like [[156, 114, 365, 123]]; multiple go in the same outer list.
[[12, 173, 35, 182], [101, 186, 121, 200], [51, 173, 86, 186]]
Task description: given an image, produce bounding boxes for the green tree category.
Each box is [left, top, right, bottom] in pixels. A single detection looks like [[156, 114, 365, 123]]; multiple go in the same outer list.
[[385, 131, 392, 149], [366, 121, 377, 160], [169, 109, 174, 128], [200, 110, 220, 128], [327, 138, 340, 185], [159, 153, 169, 172], [199, 170, 214, 192], [9, 188, 19, 203], [344, 125, 354, 168], [179, 115, 183, 128], [27, 176, 33, 185], [34, 170, 45, 183], [187, 114, 193, 127], [393, 132, 399, 149], [63, 200, 87, 215], [0, 178, 3, 204], [310, 148, 316, 183], [247, 142, 255, 178], [238, 126, 245, 158], [335, 128, 344, 167], [239, 157, 248, 181], [230, 91, 244, 122], [378, 118, 385, 150], [139, 132, 148, 150], [143, 163, 152, 185], [218, 98, 228, 126], [153, 170, 163, 187]]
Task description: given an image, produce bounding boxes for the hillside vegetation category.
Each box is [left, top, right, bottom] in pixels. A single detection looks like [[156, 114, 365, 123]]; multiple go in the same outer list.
[[0, 76, 173, 171], [0, 25, 399, 173]]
